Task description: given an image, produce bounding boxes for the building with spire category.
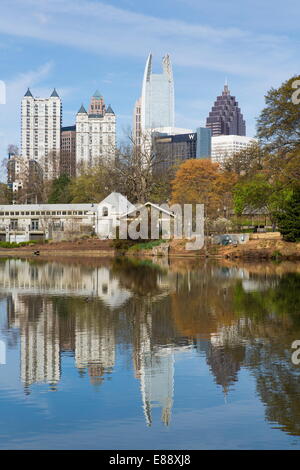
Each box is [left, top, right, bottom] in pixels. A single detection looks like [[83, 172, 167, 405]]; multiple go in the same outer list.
[[206, 83, 246, 137], [88, 90, 106, 116], [76, 91, 116, 168], [133, 53, 175, 142], [21, 88, 62, 180], [206, 84, 257, 164]]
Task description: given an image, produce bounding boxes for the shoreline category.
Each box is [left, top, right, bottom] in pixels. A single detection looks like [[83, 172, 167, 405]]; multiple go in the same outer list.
[[0, 236, 299, 261]]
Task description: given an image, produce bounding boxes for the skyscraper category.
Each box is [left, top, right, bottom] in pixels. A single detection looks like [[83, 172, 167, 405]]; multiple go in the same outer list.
[[76, 91, 116, 168], [21, 88, 62, 179], [206, 84, 246, 137], [60, 125, 76, 177], [134, 53, 175, 139], [132, 98, 142, 146], [152, 127, 211, 172]]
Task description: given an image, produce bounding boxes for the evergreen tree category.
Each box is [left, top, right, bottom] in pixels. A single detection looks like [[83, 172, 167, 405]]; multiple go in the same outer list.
[[274, 186, 300, 242], [48, 174, 72, 203]]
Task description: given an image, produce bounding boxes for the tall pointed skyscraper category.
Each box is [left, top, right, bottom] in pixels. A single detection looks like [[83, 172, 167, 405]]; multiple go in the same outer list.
[[206, 83, 246, 137], [136, 53, 175, 134]]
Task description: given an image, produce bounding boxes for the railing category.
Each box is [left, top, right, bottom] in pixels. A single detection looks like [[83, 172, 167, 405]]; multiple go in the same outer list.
[[0, 225, 44, 232], [0, 225, 28, 232]]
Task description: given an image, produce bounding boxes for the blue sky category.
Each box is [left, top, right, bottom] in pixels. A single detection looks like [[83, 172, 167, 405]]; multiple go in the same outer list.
[[0, 0, 299, 175]]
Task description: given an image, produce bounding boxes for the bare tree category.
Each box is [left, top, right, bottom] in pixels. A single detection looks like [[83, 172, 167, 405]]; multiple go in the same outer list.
[[112, 131, 173, 204]]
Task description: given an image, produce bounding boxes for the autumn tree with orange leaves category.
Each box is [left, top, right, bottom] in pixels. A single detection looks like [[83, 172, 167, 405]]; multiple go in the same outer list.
[[171, 159, 236, 218]]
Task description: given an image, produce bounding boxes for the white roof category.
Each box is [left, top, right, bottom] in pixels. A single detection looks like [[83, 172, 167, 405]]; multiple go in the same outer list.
[[0, 203, 96, 211], [121, 202, 175, 218], [99, 192, 135, 212]]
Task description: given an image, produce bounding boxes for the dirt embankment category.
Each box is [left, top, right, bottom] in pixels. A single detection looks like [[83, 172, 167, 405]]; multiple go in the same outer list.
[[0, 239, 115, 258], [218, 238, 300, 260]]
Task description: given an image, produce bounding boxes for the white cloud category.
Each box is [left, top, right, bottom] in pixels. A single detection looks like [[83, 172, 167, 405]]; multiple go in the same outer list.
[[0, 0, 298, 179], [0, 62, 54, 178], [0, 0, 297, 81]]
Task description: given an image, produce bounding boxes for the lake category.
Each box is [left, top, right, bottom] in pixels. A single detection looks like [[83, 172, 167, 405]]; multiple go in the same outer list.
[[0, 256, 300, 449]]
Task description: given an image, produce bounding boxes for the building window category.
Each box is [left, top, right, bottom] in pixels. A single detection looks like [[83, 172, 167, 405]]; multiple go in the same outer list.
[[31, 219, 39, 230], [102, 207, 109, 216], [10, 220, 18, 230]]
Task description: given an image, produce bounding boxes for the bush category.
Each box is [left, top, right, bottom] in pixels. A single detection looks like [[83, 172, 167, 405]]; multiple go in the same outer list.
[[271, 250, 283, 260], [0, 240, 44, 249], [128, 240, 166, 252]]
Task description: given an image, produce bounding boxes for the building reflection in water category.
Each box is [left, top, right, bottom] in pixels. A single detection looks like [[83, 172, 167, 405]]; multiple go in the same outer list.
[[2, 257, 300, 434]]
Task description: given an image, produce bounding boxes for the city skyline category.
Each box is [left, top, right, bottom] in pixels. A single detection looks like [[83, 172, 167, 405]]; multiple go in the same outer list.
[[0, 0, 299, 176]]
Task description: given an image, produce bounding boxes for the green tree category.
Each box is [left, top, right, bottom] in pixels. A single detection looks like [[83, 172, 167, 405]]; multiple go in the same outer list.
[[223, 142, 265, 177], [233, 173, 273, 217], [48, 174, 72, 203], [69, 164, 111, 203], [257, 75, 300, 155], [273, 186, 300, 242]]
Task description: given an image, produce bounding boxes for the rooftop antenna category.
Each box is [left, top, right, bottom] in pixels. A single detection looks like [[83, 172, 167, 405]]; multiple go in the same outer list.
[[224, 77, 229, 94]]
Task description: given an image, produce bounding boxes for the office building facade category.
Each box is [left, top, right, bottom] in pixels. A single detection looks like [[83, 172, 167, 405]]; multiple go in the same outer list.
[[153, 127, 211, 171], [21, 88, 62, 180], [76, 91, 116, 168], [211, 135, 257, 164], [134, 54, 175, 138], [60, 125, 76, 178], [206, 84, 246, 137]]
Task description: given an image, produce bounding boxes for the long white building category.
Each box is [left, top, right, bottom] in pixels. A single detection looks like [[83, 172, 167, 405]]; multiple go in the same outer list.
[[211, 135, 257, 164], [0, 192, 135, 243], [21, 88, 62, 179]]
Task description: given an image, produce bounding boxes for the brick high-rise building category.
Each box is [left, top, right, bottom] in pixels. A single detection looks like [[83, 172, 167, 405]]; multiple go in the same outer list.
[[88, 90, 106, 116], [60, 126, 76, 178]]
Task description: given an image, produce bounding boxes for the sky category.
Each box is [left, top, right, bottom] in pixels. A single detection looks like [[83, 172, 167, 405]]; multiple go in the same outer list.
[[0, 0, 299, 175]]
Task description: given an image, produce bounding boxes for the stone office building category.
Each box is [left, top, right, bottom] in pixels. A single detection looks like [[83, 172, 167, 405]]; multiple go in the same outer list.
[[76, 91, 116, 168]]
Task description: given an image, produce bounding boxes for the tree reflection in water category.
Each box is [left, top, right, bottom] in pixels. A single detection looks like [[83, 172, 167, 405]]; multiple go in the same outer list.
[[1, 256, 300, 433]]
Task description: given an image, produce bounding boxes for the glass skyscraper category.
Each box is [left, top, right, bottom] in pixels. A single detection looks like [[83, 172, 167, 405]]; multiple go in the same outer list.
[[140, 53, 175, 131]]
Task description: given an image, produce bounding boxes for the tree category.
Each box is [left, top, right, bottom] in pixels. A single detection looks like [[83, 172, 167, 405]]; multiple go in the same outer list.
[[7, 144, 19, 156], [171, 159, 236, 218], [223, 142, 265, 177], [69, 163, 111, 203], [257, 75, 300, 155], [273, 186, 300, 242], [233, 173, 273, 217], [12, 159, 45, 204], [112, 132, 173, 204], [48, 174, 72, 203], [0, 182, 11, 204]]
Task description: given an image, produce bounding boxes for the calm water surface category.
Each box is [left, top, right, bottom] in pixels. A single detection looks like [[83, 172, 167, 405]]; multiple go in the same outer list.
[[0, 256, 300, 449]]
